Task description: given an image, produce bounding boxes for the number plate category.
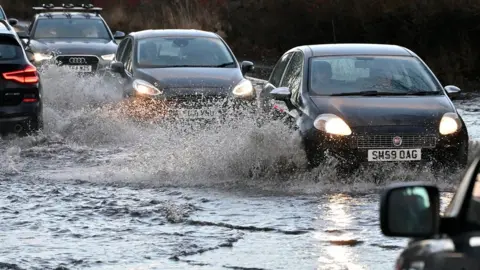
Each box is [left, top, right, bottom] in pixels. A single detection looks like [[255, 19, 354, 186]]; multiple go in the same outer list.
[[367, 149, 421, 161], [66, 65, 92, 72], [176, 109, 218, 119]]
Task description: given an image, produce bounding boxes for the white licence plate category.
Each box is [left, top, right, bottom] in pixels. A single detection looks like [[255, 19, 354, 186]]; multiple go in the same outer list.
[[367, 149, 421, 162], [176, 108, 218, 119], [66, 65, 92, 72]]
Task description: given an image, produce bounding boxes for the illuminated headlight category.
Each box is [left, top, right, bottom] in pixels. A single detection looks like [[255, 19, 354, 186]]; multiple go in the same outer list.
[[313, 113, 352, 135], [33, 53, 52, 62], [101, 54, 115, 61], [132, 79, 163, 96], [439, 112, 462, 135], [232, 79, 254, 98]]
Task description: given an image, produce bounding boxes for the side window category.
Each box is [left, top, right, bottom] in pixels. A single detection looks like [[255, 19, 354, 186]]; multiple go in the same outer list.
[[115, 38, 129, 61], [268, 52, 292, 87], [280, 51, 304, 106], [466, 174, 480, 226]]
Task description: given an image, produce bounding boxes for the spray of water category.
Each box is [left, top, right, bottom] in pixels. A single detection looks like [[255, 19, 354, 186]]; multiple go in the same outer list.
[[0, 64, 474, 193]]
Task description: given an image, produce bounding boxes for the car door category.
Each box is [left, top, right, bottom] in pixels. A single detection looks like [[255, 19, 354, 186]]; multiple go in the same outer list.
[[276, 50, 304, 121], [260, 51, 292, 113]]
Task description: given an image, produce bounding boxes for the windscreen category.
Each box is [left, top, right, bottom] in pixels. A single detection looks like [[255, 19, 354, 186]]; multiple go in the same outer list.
[[309, 55, 442, 95], [0, 37, 22, 61], [33, 18, 110, 39], [136, 37, 236, 68]]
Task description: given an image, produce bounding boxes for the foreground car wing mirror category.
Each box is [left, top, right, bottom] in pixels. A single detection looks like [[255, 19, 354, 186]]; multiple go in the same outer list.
[[270, 87, 291, 101], [8, 18, 18, 26], [113, 31, 125, 39], [380, 183, 440, 238], [444, 85, 461, 99], [241, 61, 254, 75]]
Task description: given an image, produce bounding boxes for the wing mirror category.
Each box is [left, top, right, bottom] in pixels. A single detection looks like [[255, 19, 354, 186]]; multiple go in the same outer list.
[[270, 87, 291, 101], [380, 183, 440, 238], [111, 61, 125, 75], [8, 18, 18, 26], [444, 85, 461, 100], [240, 61, 254, 75], [113, 31, 125, 39]]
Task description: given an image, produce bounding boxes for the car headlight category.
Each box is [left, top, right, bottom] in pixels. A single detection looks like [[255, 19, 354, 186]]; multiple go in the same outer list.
[[101, 54, 115, 61], [313, 113, 352, 135], [232, 79, 254, 98], [33, 53, 52, 62], [439, 112, 462, 135], [132, 79, 163, 96]]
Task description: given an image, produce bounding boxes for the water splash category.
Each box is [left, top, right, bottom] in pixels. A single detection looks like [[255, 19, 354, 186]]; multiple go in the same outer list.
[[0, 65, 475, 193]]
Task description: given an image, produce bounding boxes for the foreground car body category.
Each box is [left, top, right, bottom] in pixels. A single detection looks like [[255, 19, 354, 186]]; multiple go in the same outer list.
[[20, 4, 125, 75], [0, 20, 43, 135], [109, 29, 255, 122], [260, 43, 469, 170], [379, 153, 480, 269]]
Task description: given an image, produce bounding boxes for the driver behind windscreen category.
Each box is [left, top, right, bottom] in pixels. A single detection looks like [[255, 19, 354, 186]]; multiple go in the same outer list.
[[139, 41, 159, 64]]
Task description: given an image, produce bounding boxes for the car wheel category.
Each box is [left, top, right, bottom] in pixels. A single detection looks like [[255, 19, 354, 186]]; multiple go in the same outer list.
[[302, 134, 326, 169]]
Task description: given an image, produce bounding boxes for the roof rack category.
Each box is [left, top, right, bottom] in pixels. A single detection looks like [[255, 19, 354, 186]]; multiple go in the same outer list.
[[0, 19, 12, 30], [32, 3, 103, 15]]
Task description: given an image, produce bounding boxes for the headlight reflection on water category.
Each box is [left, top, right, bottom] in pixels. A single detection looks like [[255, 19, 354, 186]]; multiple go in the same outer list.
[[315, 194, 364, 270]]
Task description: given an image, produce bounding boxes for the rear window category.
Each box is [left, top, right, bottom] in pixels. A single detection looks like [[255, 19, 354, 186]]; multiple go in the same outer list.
[[0, 37, 22, 61]]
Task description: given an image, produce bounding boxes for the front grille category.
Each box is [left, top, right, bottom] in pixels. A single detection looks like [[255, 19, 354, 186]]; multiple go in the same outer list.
[[0, 92, 23, 106], [356, 134, 438, 149], [165, 90, 228, 108], [55, 55, 99, 71]]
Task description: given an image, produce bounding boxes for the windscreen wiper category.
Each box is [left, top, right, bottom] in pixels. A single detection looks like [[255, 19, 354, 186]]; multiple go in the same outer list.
[[214, 62, 235, 67], [405, 91, 440, 95], [330, 91, 405, 96]]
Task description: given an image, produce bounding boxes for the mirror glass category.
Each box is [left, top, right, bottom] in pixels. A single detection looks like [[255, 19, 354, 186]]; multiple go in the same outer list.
[[387, 186, 434, 235]]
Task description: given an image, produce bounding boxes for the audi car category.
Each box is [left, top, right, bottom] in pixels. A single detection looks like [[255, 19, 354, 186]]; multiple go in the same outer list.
[[108, 29, 256, 122], [18, 4, 125, 75], [0, 20, 43, 136], [259, 43, 469, 171]]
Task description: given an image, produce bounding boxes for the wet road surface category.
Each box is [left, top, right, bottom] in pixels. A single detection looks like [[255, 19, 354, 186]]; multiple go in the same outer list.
[[0, 67, 477, 269]]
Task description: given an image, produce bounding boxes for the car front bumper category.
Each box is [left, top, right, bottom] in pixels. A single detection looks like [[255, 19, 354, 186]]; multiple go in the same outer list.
[[33, 57, 112, 76], [303, 126, 468, 167], [116, 95, 257, 122]]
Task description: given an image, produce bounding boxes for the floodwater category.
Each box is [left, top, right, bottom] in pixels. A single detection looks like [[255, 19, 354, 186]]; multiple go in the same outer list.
[[0, 66, 477, 270]]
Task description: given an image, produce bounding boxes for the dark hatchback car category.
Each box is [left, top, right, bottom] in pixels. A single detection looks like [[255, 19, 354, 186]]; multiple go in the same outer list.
[[379, 153, 480, 270], [259, 43, 469, 171], [19, 4, 125, 75], [109, 29, 255, 121], [0, 20, 43, 135]]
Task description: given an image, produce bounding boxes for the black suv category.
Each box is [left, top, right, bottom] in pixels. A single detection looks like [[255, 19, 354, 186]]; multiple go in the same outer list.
[[0, 5, 19, 27], [0, 20, 43, 135], [20, 4, 125, 75]]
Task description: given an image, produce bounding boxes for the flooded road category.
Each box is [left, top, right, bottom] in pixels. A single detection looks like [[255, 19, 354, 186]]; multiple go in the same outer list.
[[0, 67, 477, 270]]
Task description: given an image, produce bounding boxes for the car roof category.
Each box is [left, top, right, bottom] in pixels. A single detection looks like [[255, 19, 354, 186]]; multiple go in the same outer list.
[[130, 29, 219, 40], [299, 43, 413, 57], [36, 12, 104, 19]]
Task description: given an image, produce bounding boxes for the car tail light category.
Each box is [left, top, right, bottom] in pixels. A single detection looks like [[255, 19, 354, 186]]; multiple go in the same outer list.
[[2, 65, 39, 84]]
